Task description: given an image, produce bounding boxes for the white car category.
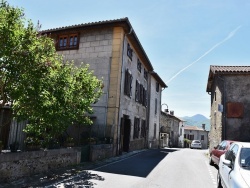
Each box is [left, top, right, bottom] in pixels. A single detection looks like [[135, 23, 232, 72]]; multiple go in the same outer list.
[[190, 140, 202, 149], [218, 142, 250, 188]]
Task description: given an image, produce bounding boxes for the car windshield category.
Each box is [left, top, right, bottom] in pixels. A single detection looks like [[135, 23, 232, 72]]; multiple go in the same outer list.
[[193, 140, 200, 143], [240, 148, 250, 169]]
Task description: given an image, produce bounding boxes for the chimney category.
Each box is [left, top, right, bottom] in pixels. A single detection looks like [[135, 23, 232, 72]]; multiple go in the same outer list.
[[170, 111, 174, 115], [164, 109, 169, 113], [202, 124, 205, 130]]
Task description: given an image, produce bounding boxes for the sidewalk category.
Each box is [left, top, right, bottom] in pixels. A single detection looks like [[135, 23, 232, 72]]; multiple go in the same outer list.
[[0, 149, 147, 188]]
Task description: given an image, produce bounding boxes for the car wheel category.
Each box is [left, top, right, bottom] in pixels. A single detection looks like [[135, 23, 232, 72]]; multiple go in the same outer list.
[[217, 171, 222, 188]]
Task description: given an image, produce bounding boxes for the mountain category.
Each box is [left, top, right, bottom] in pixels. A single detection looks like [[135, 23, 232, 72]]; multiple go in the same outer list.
[[180, 114, 210, 131]]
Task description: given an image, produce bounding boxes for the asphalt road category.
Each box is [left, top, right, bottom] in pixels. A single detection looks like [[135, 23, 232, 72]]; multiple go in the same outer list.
[[1, 148, 218, 188], [88, 148, 218, 188]]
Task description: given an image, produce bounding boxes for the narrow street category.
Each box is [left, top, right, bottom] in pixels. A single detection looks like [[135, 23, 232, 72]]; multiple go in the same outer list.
[[50, 148, 217, 188]]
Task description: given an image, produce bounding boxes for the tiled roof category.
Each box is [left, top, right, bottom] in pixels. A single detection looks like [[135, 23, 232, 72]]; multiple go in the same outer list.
[[210, 65, 250, 73], [206, 65, 250, 92], [184, 125, 205, 131], [41, 17, 129, 33]]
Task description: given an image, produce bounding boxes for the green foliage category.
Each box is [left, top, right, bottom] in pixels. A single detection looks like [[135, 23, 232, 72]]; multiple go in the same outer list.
[[184, 138, 191, 144], [0, 1, 103, 145]]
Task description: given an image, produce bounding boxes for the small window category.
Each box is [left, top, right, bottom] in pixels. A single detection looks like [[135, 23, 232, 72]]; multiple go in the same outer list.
[[155, 98, 157, 114], [137, 59, 141, 73], [127, 43, 133, 61], [144, 69, 148, 80], [124, 69, 133, 97], [135, 80, 140, 102], [153, 123, 157, 138], [57, 33, 79, 50], [141, 120, 146, 138], [133, 117, 140, 139], [156, 82, 159, 92], [201, 135, 204, 141]]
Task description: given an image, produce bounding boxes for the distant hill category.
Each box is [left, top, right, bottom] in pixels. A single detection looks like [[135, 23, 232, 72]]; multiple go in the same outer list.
[[180, 114, 210, 131]]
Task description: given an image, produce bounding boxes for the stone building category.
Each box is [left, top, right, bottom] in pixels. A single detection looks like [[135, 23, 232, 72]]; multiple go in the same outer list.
[[160, 111, 181, 147], [41, 18, 167, 155], [206, 65, 250, 151]]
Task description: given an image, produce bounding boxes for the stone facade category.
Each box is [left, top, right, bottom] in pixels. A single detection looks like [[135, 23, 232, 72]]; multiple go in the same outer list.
[[42, 18, 167, 156], [160, 111, 181, 147], [207, 66, 250, 151], [0, 148, 81, 182]]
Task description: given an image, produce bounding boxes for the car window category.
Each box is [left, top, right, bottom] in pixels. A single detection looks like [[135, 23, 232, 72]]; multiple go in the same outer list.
[[221, 141, 227, 150], [218, 141, 225, 150], [225, 144, 239, 168], [240, 148, 250, 168]]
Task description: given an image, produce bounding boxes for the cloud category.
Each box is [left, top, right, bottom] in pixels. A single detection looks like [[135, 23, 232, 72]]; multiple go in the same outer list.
[[166, 25, 242, 84]]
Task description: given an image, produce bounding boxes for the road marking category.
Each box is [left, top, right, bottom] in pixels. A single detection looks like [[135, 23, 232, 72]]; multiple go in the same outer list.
[[205, 161, 217, 187]]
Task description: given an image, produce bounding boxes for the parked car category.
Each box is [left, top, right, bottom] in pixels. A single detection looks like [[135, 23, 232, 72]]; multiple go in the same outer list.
[[209, 140, 235, 166], [217, 142, 250, 188], [190, 140, 202, 149]]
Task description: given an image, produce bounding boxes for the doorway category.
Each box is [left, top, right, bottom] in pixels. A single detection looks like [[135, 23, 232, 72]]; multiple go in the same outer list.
[[120, 115, 131, 152]]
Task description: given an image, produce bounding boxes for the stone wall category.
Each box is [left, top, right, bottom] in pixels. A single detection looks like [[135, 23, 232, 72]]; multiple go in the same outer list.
[[89, 144, 113, 162], [0, 148, 81, 183]]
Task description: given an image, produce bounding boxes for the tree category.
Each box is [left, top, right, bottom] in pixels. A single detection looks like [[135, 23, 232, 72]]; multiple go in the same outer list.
[[0, 1, 103, 145]]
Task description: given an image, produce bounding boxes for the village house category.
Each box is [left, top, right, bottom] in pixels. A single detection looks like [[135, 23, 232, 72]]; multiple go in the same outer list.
[[40, 17, 167, 156], [206, 65, 250, 151], [160, 110, 181, 148], [182, 125, 209, 149]]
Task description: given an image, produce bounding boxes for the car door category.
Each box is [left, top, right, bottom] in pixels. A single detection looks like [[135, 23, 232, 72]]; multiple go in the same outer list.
[[220, 144, 234, 188], [221, 144, 239, 188], [228, 144, 239, 188]]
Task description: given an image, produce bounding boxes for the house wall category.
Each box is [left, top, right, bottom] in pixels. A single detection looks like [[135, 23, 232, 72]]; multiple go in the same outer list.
[[184, 130, 208, 149], [147, 76, 162, 148], [209, 76, 223, 151], [118, 36, 149, 152], [56, 28, 114, 139], [209, 75, 250, 151]]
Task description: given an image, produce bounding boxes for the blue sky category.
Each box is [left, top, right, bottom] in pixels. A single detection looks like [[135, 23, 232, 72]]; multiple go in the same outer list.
[[7, 0, 250, 118]]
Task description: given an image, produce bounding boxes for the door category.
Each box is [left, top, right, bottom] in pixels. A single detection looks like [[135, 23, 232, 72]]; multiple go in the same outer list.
[[123, 118, 131, 152]]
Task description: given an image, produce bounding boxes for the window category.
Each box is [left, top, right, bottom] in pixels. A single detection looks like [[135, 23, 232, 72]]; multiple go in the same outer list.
[[133, 117, 140, 139], [143, 87, 147, 107], [201, 135, 204, 141], [154, 123, 157, 138], [144, 69, 148, 80], [141, 120, 146, 138], [156, 82, 159, 92], [127, 43, 133, 61], [57, 34, 79, 50], [137, 59, 141, 73], [135, 81, 147, 107], [189, 135, 194, 140], [155, 98, 157, 114], [225, 144, 239, 168], [135, 80, 140, 102], [124, 69, 133, 97]]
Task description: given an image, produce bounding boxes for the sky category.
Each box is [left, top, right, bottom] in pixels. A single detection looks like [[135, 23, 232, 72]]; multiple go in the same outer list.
[[7, 0, 250, 118]]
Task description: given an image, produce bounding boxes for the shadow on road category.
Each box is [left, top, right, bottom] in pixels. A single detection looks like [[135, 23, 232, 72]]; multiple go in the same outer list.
[[94, 148, 178, 178]]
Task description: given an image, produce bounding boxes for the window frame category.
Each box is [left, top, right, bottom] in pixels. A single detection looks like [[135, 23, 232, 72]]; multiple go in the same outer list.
[[127, 43, 133, 61], [133, 117, 140, 139], [137, 59, 142, 73], [57, 33, 79, 50], [124, 69, 133, 97]]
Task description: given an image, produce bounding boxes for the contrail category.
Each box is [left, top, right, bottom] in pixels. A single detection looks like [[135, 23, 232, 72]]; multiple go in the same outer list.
[[166, 25, 242, 84]]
